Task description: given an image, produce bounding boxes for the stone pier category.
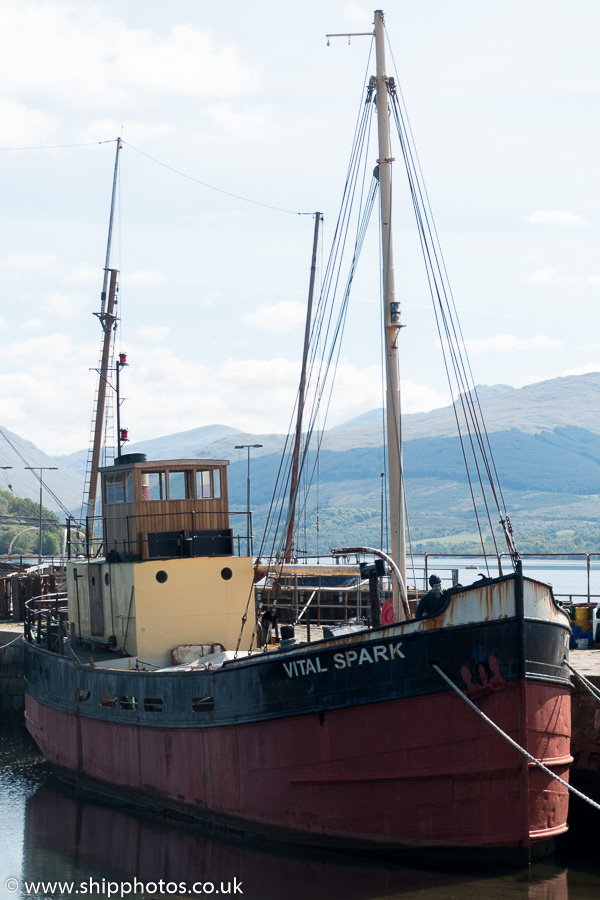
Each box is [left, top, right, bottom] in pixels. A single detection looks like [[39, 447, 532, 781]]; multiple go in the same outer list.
[[0, 626, 24, 721]]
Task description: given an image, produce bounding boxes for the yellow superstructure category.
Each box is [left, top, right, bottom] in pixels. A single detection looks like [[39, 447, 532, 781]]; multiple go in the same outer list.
[[67, 454, 253, 665]]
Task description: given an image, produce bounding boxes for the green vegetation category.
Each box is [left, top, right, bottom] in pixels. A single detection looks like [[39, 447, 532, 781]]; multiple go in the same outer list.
[[229, 425, 600, 558], [0, 487, 63, 557]]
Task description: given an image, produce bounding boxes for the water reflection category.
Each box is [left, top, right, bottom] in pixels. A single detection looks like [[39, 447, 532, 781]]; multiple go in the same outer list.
[[22, 782, 573, 900], [0, 724, 594, 900]]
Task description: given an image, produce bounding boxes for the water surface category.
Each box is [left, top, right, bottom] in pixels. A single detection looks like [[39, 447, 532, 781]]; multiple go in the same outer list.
[[2, 724, 600, 899]]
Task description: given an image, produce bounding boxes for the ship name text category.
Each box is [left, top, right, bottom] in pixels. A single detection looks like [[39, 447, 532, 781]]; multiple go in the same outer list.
[[282, 643, 404, 678]]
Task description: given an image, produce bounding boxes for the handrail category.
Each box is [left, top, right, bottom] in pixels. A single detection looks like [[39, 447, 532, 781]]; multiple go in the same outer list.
[[72, 509, 249, 560], [423, 551, 600, 603], [24, 592, 69, 651]]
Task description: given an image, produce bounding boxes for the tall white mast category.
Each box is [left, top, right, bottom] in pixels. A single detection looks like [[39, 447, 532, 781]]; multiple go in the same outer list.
[[374, 10, 405, 602]]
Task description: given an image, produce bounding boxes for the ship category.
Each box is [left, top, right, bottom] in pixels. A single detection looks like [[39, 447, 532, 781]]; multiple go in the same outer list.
[[23, 10, 572, 864]]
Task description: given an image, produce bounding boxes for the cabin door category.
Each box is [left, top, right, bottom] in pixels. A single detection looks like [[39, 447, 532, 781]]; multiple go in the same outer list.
[[88, 565, 104, 636]]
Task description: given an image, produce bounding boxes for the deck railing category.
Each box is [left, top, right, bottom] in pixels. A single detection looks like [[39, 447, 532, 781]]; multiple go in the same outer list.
[[24, 592, 69, 653]]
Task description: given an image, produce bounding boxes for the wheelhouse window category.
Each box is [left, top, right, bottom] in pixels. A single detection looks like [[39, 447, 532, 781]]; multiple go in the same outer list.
[[168, 470, 192, 500], [142, 471, 166, 501], [196, 469, 221, 500], [105, 471, 134, 504]]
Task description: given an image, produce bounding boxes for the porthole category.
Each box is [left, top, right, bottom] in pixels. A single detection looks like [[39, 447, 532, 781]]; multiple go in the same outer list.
[[104, 573, 110, 586], [192, 696, 215, 712], [120, 696, 138, 711], [156, 570, 168, 584], [76, 689, 90, 703], [221, 567, 233, 581], [144, 698, 163, 713]]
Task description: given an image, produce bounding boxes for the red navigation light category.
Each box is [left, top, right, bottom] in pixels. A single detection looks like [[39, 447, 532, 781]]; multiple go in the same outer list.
[[119, 352, 127, 365], [120, 428, 128, 441]]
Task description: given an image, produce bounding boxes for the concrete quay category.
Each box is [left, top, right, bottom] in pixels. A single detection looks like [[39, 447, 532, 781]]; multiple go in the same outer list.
[[567, 648, 600, 798]]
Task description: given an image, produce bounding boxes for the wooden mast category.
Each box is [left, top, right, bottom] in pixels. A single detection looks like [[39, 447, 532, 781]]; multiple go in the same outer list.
[[85, 139, 122, 544], [284, 212, 322, 562], [374, 10, 405, 599]]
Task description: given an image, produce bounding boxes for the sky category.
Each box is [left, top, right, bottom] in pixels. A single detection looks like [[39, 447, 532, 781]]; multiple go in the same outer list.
[[1, 0, 599, 457]]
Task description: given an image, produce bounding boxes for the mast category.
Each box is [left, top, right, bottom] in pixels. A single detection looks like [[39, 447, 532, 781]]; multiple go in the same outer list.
[[85, 139, 122, 543], [374, 10, 405, 602], [284, 212, 322, 562]]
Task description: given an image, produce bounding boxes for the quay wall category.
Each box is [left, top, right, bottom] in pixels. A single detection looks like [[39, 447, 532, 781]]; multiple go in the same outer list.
[[0, 628, 24, 721], [569, 656, 600, 799]]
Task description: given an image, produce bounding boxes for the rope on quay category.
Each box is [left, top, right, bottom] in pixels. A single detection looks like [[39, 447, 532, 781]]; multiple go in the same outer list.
[[0, 632, 23, 651], [430, 662, 600, 814], [566, 661, 600, 703]]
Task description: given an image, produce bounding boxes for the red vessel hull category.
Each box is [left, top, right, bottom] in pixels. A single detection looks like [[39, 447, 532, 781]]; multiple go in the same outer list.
[[26, 676, 570, 856]]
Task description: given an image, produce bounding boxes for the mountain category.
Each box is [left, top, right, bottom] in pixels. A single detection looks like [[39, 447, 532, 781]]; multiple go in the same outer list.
[[4, 371, 600, 553], [57, 424, 242, 476], [0, 426, 82, 515]]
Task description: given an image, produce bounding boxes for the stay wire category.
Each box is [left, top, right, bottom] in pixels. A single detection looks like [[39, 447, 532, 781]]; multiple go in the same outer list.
[[121, 140, 312, 217], [0, 139, 118, 151], [0, 429, 71, 520], [388, 30, 514, 535], [257, 52, 377, 567], [264, 84, 377, 559], [388, 96, 494, 564], [386, 26, 516, 561], [388, 83, 505, 566]]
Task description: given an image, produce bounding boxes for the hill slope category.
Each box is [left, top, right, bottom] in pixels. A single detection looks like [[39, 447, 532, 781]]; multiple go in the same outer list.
[[4, 371, 600, 552]]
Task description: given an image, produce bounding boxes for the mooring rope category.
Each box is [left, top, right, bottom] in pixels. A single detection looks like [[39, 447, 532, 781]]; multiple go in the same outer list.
[[430, 663, 600, 813], [0, 632, 22, 650], [566, 662, 600, 703]]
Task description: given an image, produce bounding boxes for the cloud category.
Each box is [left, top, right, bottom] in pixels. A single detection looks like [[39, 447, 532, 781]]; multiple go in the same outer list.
[[80, 120, 176, 145], [244, 300, 307, 333], [20, 318, 43, 330], [62, 263, 100, 286], [135, 325, 171, 342], [0, 332, 99, 453], [0, 330, 450, 457], [522, 268, 600, 286], [122, 352, 451, 446], [464, 333, 562, 354], [205, 103, 271, 139], [562, 363, 600, 377], [125, 269, 165, 287], [0, 3, 261, 112], [522, 268, 559, 286], [344, 3, 373, 28], [41, 291, 92, 318], [0, 98, 58, 146], [1, 251, 58, 271], [526, 209, 588, 227]]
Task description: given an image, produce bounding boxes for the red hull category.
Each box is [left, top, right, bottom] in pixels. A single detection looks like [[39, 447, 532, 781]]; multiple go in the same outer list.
[[26, 677, 570, 854]]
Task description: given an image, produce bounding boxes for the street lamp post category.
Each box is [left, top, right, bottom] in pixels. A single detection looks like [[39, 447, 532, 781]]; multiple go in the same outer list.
[[25, 466, 57, 564], [234, 444, 263, 556]]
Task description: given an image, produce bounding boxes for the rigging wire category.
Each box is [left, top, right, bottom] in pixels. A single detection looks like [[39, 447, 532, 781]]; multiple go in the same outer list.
[[386, 31, 515, 542], [0, 429, 72, 520], [245, 67, 378, 651], [385, 63, 518, 568], [255, 77, 378, 565], [121, 140, 313, 217], [0, 139, 118, 151]]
